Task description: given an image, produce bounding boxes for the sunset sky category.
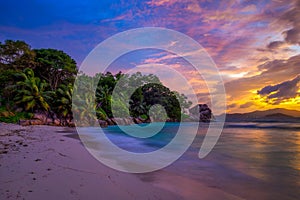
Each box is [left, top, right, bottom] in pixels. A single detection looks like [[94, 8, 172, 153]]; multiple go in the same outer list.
[[1, 0, 299, 113]]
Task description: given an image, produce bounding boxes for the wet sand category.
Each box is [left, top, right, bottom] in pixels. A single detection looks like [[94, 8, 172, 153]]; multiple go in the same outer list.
[[0, 123, 242, 200]]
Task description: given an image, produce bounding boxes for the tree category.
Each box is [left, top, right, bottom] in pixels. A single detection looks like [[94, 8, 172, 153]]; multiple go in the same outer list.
[[34, 49, 77, 91], [0, 40, 36, 71], [54, 83, 73, 125], [129, 87, 147, 117], [73, 71, 192, 124], [72, 82, 97, 126], [0, 40, 36, 105], [172, 91, 193, 114], [96, 84, 113, 117], [138, 83, 182, 121], [95, 72, 124, 118], [0, 69, 17, 104], [13, 68, 53, 113]]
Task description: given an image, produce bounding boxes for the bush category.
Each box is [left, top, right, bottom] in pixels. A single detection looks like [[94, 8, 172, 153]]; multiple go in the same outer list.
[[0, 106, 33, 123]]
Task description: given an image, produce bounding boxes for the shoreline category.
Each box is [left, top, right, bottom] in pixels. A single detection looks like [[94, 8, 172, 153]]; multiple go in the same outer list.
[[17, 116, 184, 128], [0, 123, 242, 200]]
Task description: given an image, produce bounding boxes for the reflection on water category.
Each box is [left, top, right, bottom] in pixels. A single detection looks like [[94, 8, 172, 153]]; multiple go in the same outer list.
[[191, 122, 300, 199], [101, 122, 300, 199]]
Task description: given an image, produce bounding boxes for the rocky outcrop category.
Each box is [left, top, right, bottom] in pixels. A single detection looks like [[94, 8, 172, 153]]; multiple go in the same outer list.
[[32, 113, 47, 123], [133, 117, 143, 124], [110, 117, 135, 126], [106, 118, 116, 126], [19, 120, 31, 126], [189, 104, 213, 122], [18, 113, 173, 127], [18, 112, 73, 127], [166, 118, 179, 122], [103, 117, 150, 127], [199, 104, 213, 122]]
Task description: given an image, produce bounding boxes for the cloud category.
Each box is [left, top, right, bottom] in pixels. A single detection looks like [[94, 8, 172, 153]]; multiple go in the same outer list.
[[278, 0, 300, 45], [261, 0, 300, 56], [186, 2, 202, 13], [257, 75, 300, 104], [147, 0, 178, 6], [239, 102, 253, 109], [284, 28, 300, 45], [257, 54, 300, 74], [225, 54, 300, 110], [227, 103, 237, 109], [267, 41, 285, 50], [240, 4, 257, 14]]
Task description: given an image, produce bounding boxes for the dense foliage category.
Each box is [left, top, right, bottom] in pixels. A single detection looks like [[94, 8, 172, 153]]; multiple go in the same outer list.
[[0, 40, 77, 123], [0, 39, 192, 125]]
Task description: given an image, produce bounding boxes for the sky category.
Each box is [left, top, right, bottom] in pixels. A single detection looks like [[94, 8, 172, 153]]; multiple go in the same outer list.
[[0, 0, 300, 113]]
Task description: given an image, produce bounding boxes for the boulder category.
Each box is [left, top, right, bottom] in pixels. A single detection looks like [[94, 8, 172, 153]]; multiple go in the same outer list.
[[144, 118, 151, 123], [68, 121, 76, 127], [106, 118, 115, 125], [199, 104, 212, 122], [110, 118, 118, 125], [30, 119, 44, 125], [113, 118, 126, 125], [33, 113, 47, 122], [133, 117, 143, 124], [124, 117, 134, 125], [19, 120, 31, 126], [45, 118, 53, 125], [53, 119, 61, 126], [98, 120, 108, 128], [189, 104, 213, 122]]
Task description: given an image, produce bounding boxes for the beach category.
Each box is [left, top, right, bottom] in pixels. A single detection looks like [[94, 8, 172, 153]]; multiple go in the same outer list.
[[0, 123, 243, 200]]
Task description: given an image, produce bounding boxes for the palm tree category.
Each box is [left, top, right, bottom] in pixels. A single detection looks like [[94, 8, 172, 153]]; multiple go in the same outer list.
[[72, 75, 103, 126], [55, 83, 73, 125], [95, 85, 112, 116], [72, 91, 98, 126], [13, 68, 53, 113]]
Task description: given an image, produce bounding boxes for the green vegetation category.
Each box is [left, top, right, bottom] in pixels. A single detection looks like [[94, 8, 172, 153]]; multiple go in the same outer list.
[[0, 106, 33, 123], [0, 39, 192, 126], [0, 40, 78, 125], [13, 68, 53, 112]]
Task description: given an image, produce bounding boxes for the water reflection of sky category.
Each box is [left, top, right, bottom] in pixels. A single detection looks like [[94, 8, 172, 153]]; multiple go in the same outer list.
[[207, 123, 300, 198], [89, 122, 300, 199]]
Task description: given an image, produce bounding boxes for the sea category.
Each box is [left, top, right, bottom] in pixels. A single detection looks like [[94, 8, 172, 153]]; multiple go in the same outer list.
[[79, 122, 300, 199]]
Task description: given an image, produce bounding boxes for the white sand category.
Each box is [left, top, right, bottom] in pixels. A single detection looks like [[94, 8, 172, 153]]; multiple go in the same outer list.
[[0, 123, 243, 200]]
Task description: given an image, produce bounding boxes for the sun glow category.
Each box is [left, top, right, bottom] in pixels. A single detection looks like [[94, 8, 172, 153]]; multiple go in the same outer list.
[[229, 72, 248, 78], [228, 90, 300, 113]]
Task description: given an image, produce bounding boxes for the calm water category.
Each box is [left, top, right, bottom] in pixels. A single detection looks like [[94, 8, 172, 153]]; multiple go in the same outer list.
[[85, 122, 300, 199]]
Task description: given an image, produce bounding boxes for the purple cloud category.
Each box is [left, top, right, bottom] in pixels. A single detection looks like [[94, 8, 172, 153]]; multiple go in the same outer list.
[[257, 75, 300, 104]]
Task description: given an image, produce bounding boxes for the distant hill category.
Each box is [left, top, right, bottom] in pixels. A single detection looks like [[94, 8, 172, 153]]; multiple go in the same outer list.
[[221, 108, 300, 122]]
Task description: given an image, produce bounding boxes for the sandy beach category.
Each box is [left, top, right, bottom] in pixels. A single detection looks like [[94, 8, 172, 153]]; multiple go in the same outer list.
[[0, 123, 244, 200]]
